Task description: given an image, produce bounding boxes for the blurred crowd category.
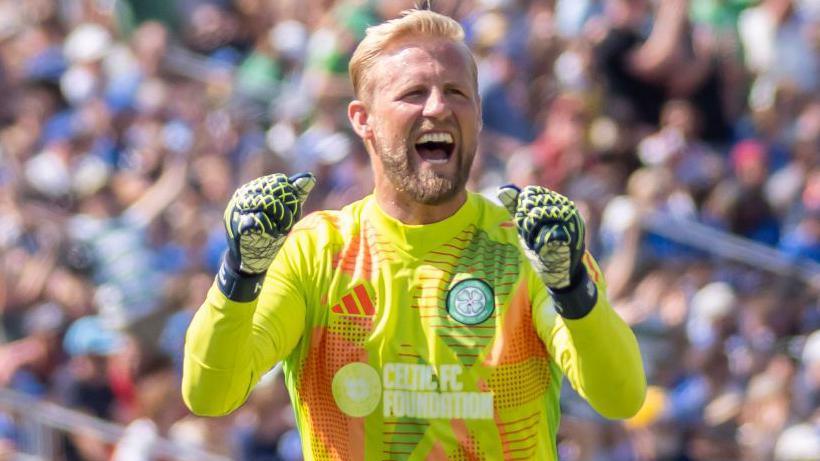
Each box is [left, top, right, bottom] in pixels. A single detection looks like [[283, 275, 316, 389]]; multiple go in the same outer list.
[[0, 0, 817, 460]]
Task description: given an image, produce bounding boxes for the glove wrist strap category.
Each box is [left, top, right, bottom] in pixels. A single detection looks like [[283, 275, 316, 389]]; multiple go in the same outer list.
[[217, 252, 266, 302], [549, 266, 597, 319]]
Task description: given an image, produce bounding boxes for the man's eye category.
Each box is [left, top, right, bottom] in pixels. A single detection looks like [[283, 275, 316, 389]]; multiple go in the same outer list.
[[402, 89, 425, 99], [447, 88, 467, 97]]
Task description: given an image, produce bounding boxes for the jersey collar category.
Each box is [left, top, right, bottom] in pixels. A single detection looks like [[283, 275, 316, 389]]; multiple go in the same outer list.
[[364, 193, 479, 256]]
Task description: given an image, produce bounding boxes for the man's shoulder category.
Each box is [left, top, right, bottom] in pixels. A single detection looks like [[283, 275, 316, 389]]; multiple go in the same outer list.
[[469, 192, 518, 240], [291, 196, 371, 238]]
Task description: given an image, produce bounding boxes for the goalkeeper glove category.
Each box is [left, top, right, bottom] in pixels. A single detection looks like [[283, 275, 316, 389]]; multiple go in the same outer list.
[[497, 184, 597, 318], [217, 173, 316, 301]]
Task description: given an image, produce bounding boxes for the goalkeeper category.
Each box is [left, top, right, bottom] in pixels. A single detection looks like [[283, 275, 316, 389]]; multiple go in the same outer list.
[[183, 9, 645, 460]]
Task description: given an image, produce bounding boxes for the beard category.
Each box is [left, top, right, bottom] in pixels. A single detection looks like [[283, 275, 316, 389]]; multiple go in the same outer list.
[[374, 136, 474, 205]]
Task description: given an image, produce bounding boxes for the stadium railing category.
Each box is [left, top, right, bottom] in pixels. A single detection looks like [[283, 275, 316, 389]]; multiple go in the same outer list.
[[643, 211, 820, 289], [0, 388, 229, 461]]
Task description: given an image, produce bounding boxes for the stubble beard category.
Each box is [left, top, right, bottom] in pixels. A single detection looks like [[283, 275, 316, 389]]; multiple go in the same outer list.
[[375, 138, 474, 205]]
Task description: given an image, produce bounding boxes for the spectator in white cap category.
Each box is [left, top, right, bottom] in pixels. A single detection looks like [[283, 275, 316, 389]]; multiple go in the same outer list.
[[686, 281, 736, 350], [774, 423, 820, 461]]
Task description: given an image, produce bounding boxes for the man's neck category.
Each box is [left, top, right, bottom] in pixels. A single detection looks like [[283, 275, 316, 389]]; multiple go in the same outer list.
[[373, 186, 467, 225]]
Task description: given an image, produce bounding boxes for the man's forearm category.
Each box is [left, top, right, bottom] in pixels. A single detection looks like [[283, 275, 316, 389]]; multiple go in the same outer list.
[[560, 291, 646, 419], [182, 283, 262, 416], [550, 258, 646, 419], [183, 172, 314, 416]]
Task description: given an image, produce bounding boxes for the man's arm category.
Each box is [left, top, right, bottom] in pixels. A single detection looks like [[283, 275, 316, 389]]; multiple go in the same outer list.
[[182, 248, 307, 416], [182, 173, 315, 416], [626, 0, 690, 79], [534, 256, 645, 419], [123, 153, 188, 228], [498, 185, 646, 419]]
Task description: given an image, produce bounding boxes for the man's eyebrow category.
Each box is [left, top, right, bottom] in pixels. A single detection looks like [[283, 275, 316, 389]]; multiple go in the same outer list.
[[444, 79, 469, 88], [388, 74, 421, 92]]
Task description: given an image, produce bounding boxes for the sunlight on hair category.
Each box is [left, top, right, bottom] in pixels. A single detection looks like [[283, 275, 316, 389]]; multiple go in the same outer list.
[[348, 9, 476, 100]]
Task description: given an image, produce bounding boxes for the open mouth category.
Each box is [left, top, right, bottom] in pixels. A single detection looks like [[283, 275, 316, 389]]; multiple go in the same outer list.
[[414, 132, 455, 164]]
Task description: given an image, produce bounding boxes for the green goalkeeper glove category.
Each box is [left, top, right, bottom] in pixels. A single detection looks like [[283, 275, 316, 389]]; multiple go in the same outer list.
[[497, 184, 597, 318], [217, 173, 316, 301]]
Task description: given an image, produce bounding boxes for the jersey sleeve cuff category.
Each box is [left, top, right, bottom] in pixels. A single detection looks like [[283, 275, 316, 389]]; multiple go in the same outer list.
[[549, 267, 598, 319], [216, 253, 266, 302]]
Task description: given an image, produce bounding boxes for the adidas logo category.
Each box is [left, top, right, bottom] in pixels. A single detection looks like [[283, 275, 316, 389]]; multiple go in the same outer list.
[[330, 284, 375, 316]]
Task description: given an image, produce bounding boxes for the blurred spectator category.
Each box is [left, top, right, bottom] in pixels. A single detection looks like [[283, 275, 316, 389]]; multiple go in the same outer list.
[[595, 0, 732, 142], [794, 330, 820, 418], [480, 44, 536, 144], [519, 93, 591, 191], [637, 99, 723, 195], [686, 282, 736, 351], [0, 412, 15, 460], [55, 315, 126, 461], [111, 357, 185, 461], [703, 139, 781, 245], [774, 423, 820, 461], [738, 0, 819, 92], [168, 409, 238, 458], [234, 371, 302, 461], [58, 316, 125, 419], [595, 0, 666, 129], [779, 171, 820, 262], [0, 301, 64, 396]]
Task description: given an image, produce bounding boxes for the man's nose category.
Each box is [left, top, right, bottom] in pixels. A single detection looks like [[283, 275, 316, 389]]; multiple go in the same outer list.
[[422, 88, 450, 119]]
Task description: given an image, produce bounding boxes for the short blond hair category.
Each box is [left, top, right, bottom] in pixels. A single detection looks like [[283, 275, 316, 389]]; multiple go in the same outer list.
[[349, 9, 477, 99]]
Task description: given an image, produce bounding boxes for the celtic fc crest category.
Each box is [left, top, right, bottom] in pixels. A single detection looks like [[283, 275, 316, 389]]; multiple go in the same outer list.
[[446, 278, 494, 325]]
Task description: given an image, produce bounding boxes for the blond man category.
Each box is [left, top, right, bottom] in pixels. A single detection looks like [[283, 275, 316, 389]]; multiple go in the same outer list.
[[183, 9, 645, 460]]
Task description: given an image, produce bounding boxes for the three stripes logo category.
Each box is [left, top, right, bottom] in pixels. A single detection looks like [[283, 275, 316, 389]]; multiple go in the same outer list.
[[330, 284, 375, 316]]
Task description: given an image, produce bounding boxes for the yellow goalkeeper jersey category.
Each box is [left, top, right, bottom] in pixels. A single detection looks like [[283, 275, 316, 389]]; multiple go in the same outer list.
[[183, 193, 645, 460]]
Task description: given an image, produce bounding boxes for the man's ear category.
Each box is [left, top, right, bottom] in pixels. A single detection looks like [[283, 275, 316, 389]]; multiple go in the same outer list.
[[348, 100, 372, 140]]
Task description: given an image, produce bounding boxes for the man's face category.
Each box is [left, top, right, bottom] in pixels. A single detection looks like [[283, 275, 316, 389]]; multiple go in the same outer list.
[[356, 37, 481, 205]]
